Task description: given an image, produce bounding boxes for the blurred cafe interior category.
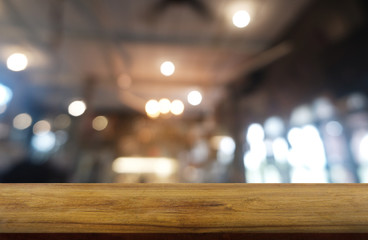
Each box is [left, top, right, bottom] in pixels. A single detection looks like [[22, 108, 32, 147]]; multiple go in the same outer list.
[[0, 0, 368, 183]]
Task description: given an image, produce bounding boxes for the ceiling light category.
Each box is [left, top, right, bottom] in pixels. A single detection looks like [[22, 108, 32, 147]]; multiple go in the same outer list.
[[92, 116, 108, 131], [187, 90, 202, 106], [68, 100, 87, 117], [145, 99, 160, 118], [7, 53, 28, 71], [232, 10, 250, 28], [159, 98, 171, 114], [160, 61, 175, 76], [170, 99, 184, 115]]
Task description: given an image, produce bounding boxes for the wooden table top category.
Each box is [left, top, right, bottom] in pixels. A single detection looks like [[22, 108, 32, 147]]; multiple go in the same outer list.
[[0, 184, 367, 235]]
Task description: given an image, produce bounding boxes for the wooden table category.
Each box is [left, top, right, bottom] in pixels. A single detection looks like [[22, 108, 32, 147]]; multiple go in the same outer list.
[[0, 184, 367, 239]]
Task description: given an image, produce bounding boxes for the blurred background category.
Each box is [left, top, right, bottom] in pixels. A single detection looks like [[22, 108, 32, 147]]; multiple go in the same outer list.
[[0, 0, 368, 183]]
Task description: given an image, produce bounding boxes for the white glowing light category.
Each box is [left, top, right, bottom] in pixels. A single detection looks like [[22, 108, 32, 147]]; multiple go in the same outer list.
[[290, 105, 314, 126], [31, 131, 56, 152], [170, 99, 184, 115], [112, 157, 177, 177], [160, 61, 175, 76], [232, 10, 250, 28], [145, 99, 160, 118], [264, 116, 284, 138], [33, 120, 51, 135], [272, 137, 289, 163], [13, 113, 32, 130], [187, 90, 202, 106], [7, 53, 28, 71], [287, 125, 327, 171], [359, 134, 368, 162], [68, 100, 86, 117], [219, 136, 236, 155], [0, 84, 12, 106], [246, 123, 264, 144], [159, 98, 171, 114], [92, 116, 108, 131], [325, 121, 343, 137]]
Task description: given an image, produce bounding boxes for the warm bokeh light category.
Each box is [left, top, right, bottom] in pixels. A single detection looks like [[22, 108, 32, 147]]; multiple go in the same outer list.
[[145, 99, 160, 118], [170, 99, 184, 115], [160, 61, 175, 76], [187, 90, 202, 106], [112, 157, 177, 177], [13, 113, 32, 130], [232, 10, 250, 28], [159, 98, 171, 114], [92, 116, 108, 131], [7, 53, 28, 71], [68, 100, 87, 117], [0, 84, 13, 106], [33, 120, 51, 135]]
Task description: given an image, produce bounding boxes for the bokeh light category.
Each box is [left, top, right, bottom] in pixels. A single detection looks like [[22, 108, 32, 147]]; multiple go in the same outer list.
[[31, 132, 56, 152], [170, 99, 184, 115], [92, 116, 108, 131], [68, 100, 87, 117], [33, 120, 51, 135], [159, 98, 171, 114], [160, 61, 175, 76], [145, 99, 160, 118], [7, 53, 28, 71], [232, 10, 250, 28], [187, 90, 202, 106], [246, 123, 265, 144], [0, 84, 13, 106], [54, 114, 71, 129], [13, 113, 32, 130]]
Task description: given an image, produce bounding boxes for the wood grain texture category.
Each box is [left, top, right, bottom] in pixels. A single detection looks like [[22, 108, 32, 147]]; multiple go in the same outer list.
[[0, 184, 368, 233]]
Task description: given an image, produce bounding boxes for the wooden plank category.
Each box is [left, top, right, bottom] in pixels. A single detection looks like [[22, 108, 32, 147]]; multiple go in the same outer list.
[[0, 184, 368, 233]]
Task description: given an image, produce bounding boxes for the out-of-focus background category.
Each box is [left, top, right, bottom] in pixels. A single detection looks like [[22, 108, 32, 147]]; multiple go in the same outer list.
[[0, 0, 368, 183]]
